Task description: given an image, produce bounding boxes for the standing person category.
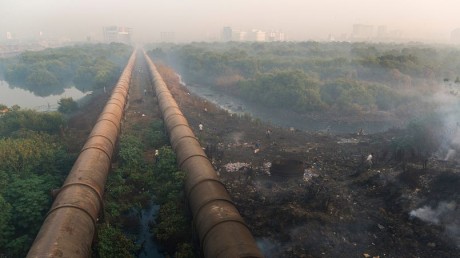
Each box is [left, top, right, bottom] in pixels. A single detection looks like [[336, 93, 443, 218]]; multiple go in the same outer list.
[[154, 149, 159, 163], [266, 129, 271, 138], [254, 142, 260, 154], [199, 123, 203, 132], [366, 153, 373, 169]]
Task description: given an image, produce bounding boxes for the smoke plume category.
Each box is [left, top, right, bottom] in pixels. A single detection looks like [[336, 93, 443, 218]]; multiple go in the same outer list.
[[410, 201, 460, 247]]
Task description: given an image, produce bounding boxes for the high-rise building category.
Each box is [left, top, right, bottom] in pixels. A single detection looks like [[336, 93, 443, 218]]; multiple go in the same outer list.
[[248, 29, 266, 42], [231, 30, 247, 41], [352, 24, 374, 40], [222, 27, 233, 41], [6, 32, 12, 40], [267, 31, 285, 42], [222, 27, 284, 42], [103, 26, 132, 44]]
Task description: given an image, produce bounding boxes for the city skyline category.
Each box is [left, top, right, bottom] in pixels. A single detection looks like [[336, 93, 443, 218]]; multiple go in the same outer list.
[[2, 0, 460, 43]]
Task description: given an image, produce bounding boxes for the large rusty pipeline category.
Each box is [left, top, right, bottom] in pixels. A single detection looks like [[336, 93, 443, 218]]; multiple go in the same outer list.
[[144, 52, 263, 258], [27, 50, 137, 258]]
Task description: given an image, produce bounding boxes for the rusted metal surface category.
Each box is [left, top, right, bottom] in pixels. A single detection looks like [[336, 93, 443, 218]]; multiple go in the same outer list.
[[26, 50, 137, 258], [144, 51, 263, 258]]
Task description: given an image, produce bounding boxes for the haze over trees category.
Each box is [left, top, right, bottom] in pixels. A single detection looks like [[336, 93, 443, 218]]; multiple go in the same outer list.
[[1, 43, 132, 96], [149, 42, 460, 116]]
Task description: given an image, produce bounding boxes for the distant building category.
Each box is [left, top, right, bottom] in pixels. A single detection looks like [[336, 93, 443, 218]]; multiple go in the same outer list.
[[222, 27, 285, 42], [6, 32, 12, 40], [266, 31, 285, 42], [451, 28, 460, 44], [247, 29, 266, 42], [232, 30, 247, 41], [103, 26, 132, 44], [352, 24, 374, 41], [222, 27, 233, 41]]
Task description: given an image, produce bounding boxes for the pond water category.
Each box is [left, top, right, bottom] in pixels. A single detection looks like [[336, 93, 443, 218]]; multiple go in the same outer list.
[[137, 202, 164, 258], [0, 80, 90, 111]]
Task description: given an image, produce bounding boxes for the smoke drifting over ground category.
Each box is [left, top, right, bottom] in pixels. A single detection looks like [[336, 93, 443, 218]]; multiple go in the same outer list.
[[430, 84, 460, 160], [410, 201, 460, 247]]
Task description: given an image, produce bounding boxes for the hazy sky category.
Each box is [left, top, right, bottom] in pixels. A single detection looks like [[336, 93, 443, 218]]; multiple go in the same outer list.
[[1, 0, 460, 42]]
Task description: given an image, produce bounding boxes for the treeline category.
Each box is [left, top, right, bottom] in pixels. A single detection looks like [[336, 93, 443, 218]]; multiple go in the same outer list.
[[1, 43, 132, 96], [0, 107, 74, 257], [149, 42, 460, 114]]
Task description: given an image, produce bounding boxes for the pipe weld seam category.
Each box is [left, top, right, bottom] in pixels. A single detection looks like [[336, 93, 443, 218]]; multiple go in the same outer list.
[[159, 100, 179, 110], [86, 133, 115, 150], [161, 105, 181, 116], [179, 153, 210, 168], [113, 87, 128, 94], [168, 123, 192, 134], [98, 111, 123, 122], [46, 204, 98, 234], [200, 218, 250, 250], [105, 101, 124, 113], [186, 178, 227, 199], [157, 90, 173, 98], [193, 197, 236, 225], [109, 96, 126, 106], [95, 118, 120, 133], [115, 83, 129, 89], [172, 135, 198, 151], [100, 111, 122, 118], [80, 145, 112, 162], [58, 182, 104, 217], [165, 113, 187, 124]]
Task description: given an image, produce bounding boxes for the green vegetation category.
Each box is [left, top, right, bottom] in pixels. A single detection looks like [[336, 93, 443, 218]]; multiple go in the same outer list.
[[149, 42, 460, 115], [150, 146, 192, 256], [95, 224, 138, 258], [0, 44, 131, 257], [0, 107, 65, 136], [0, 107, 74, 257], [95, 120, 195, 257], [57, 97, 78, 114], [1, 43, 132, 96]]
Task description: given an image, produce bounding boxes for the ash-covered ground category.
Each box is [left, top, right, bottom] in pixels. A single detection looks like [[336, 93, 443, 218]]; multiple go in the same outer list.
[[158, 64, 460, 258]]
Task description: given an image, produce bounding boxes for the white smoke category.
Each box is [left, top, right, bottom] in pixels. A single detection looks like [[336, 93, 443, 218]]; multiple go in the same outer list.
[[445, 149, 457, 161], [431, 86, 460, 160], [410, 201, 456, 224], [410, 201, 460, 247], [256, 237, 281, 257]]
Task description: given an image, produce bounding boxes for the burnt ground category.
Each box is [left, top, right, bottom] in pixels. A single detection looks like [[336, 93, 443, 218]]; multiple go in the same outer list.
[[65, 58, 460, 258], [158, 64, 460, 258]]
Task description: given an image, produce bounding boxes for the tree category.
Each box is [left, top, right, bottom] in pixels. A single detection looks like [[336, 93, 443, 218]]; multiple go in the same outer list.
[[0, 110, 65, 136], [96, 223, 137, 258], [58, 97, 78, 114], [0, 195, 13, 248]]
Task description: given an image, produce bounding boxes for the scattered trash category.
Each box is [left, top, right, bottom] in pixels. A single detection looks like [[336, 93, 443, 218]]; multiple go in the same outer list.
[[303, 168, 318, 182], [337, 138, 360, 144], [224, 162, 251, 173]]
